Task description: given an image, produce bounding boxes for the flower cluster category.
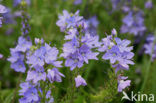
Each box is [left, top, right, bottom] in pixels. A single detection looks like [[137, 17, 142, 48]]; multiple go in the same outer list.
[[0, 4, 7, 27], [7, 8, 136, 102], [57, 10, 100, 87], [17, 38, 64, 103], [8, 37, 65, 102], [144, 35, 156, 61], [120, 10, 146, 36], [8, 36, 32, 72], [99, 29, 134, 92]]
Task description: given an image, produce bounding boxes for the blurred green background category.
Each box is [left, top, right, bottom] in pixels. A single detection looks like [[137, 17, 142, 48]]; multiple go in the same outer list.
[[0, 0, 156, 103]]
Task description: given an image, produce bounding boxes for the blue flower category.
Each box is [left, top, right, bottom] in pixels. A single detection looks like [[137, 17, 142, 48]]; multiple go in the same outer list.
[[74, 0, 82, 5], [56, 10, 83, 31], [19, 82, 40, 102], [102, 45, 121, 64], [46, 90, 54, 103], [11, 60, 26, 73], [45, 43, 59, 64], [15, 36, 32, 52], [61, 37, 79, 58], [65, 52, 84, 71], [14, 0, 31, 7], [0, 4, 7, 27], [75, 75, 87, 87], [98, 35, 114, 52], [24, 87, 39, 102], [118, 76, 131, 92], [81, 33, 101, 48], [120, 11, 146, 36], [0, 53, 3, 59], [26, 70, 46, 84], [145, 0, 153, 9], [78, 44, 99, 64], [0, 4, 7, 13], [47, 68, 65, 83], [115, 37, 133, 52], [27, 46, 46, 67], [8, 49, 24, 63]]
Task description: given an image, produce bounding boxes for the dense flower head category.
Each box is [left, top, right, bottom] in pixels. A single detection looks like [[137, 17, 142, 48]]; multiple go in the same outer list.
[[13, 37, 65, 103], [19, 82, 40, 103], [26, 69, 46, 84], [99, 29, 134, 92], [56, 10, 83, 32], [8, 36, 32, 73], [100, 29, 134, 72], [144, 35, 156, 61], [120, 10, 146, 36], [58, 10, 100, 71], [26, 42, 62, 68], [75, 75, 87, 87]]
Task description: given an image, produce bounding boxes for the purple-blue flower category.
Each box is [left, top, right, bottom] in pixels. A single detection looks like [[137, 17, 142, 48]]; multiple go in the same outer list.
[[14, 0, 31, 7], [11, 60, 26, 73], [0, 53, 3, 59], [74, 0, 82, 5], [118, 76, 131, 92], [15, 36, 32, 52], [120, 11, 146, 36], [75, 75, 87, 87], [24, 87, 39, 102], [19, 82, 31, 95], [81, 33, 101, 48], [26, 70, 46, 84], [61, 37, 79, 58], [8, 49, 24, 63], [44, 43, 59, 64], [102, 45, 121, 64], [115, 37, 133, 52], [144, 35, 156, 61], [65, 52, 84, 71], [145, 0, 153, 9], [78, 44, 99, 64], [47, 68, 65, 83], [0, 4, 7, 13], [46, 90, 54, 103], [0, 4, 7, 27], [98, 35, 114, 52], [100, 29, 134, 73], [56, 10, 83, 32], [27, 46, 46, 67], [19, 82, 40, 103]]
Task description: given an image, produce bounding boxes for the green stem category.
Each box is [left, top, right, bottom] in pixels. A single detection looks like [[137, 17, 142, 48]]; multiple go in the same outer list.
[[12, 73, 22, 103]]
